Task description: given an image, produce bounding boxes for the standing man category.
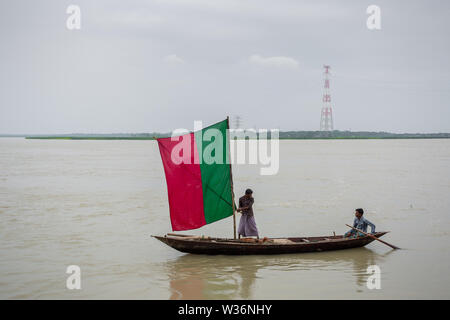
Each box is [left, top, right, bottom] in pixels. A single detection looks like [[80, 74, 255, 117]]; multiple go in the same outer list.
[[237, 189, 259, 239]]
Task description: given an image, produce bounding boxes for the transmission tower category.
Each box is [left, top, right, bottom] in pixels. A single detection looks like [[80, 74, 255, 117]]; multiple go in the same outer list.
[[320, 65, 334, 131], [234, 115, 242, 129]]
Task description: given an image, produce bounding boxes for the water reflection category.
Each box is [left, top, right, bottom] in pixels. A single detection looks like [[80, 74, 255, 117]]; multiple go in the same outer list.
[[164, 247, 393, 299]]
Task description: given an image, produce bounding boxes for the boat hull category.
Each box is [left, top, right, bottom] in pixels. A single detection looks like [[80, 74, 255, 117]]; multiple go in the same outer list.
[[153, 232, 388, 255]]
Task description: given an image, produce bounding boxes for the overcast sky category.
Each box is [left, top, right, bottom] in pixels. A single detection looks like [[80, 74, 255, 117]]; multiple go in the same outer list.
[[0, 0, 449, 134]]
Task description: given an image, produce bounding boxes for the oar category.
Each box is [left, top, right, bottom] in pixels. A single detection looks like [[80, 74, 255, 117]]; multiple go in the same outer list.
[[345, 224, 400, 250]]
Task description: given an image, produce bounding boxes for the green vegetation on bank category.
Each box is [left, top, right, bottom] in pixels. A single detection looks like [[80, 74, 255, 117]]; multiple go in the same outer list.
[[22, 133, 168, 140], [278, 130, 450, 139], [16, 130, 450, 140], [25, 136, 159, 140]]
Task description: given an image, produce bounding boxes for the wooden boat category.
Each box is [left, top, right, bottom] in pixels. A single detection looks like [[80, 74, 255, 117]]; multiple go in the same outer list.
[[154, 119, 396, 255], [153, 231, 388, 255]]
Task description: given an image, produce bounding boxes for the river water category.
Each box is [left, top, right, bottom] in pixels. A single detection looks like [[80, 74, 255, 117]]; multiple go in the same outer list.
[[0, 138, 449, 299]]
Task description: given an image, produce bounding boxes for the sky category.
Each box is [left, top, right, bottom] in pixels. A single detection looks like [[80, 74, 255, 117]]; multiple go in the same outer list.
[[0, 0, 449, 134]]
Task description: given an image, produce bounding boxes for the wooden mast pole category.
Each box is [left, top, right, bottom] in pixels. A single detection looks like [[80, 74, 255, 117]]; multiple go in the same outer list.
[[227, 116, 237, 239]]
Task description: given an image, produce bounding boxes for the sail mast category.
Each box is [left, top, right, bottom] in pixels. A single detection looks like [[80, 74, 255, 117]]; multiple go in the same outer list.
[[226, 116, 237, 239]]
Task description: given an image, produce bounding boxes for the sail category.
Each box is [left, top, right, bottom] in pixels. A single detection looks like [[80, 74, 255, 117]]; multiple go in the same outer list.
[[157, 119, 234, 231]]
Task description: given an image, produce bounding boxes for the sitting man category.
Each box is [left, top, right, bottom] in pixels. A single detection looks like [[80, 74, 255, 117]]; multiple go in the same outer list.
[[344, 208, 376, 238]]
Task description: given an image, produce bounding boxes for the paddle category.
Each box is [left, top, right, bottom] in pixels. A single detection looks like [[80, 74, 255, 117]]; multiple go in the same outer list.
[[345, 224, 400, 250]]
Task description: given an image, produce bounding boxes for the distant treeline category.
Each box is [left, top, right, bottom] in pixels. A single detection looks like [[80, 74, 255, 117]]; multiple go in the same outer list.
[[12, 130, 450, 140], [277, 130, 450, 139], [22, 133, 169, 140]]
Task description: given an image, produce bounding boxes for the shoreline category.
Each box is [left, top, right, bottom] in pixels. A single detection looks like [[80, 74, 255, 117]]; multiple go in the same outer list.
[[16, 136, 450, 140]]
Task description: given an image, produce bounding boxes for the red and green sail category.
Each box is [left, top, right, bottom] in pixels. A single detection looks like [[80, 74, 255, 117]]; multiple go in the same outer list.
[[157, 119, 234, 231]]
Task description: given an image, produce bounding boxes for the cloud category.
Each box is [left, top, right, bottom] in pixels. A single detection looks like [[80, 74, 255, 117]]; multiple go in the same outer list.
[[163, 54, 185, 64], [248, 54, 299, 69]]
